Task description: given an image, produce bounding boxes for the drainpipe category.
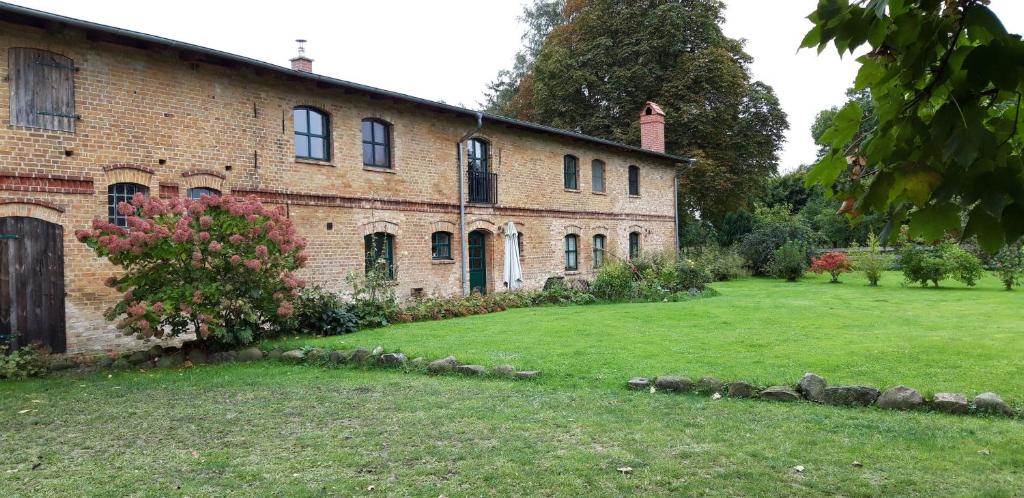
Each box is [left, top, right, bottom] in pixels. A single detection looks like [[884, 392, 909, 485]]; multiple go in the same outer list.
[[674, 158, 697, 258], [457, 112, 484, 296]]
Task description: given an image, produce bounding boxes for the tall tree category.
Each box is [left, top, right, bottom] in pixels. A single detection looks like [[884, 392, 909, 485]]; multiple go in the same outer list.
[[804, 0, 1024, 253], [486, 0, 788, 224], [482, 0, 566, 115]]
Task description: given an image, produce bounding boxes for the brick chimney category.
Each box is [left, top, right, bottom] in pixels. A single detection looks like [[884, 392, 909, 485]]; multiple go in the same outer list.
[[290, 39, 313, 73], [639, 102, 665, 153]]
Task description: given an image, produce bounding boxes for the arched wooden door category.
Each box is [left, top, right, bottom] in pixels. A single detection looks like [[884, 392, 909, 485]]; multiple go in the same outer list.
[[0, 217, 66, 353]]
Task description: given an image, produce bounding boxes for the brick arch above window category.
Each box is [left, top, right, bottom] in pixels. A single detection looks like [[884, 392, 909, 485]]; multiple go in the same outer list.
[[181, 170, 226, 192], [102, 165, 153, 189], [564, 224, 582, 236], [430, 220, 457, 234], [467, 218, 497, 234], [360, 220, 399, 236], [0, 199, 65, 225]]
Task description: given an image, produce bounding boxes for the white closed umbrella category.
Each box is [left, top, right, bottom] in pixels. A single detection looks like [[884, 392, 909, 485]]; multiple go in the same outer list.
[[502, 222, 523, 290]]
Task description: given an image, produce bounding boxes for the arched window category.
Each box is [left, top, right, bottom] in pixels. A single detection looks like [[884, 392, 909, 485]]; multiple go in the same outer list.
[[107, 183, 149, 228], [187, 187, 220, 199], [467, 138, 489, 172], [431, 231, 452, 260], [565, 234, 579, 271], [591, 159, 605, 193], [629, 231, 641, 260], [361, 118, 392, 168], [294, 106, 330, 160], [364, 232, 395, 279], [563, 155, 579, 190], [628, 165, 640, 196], [593, 234, 606, 268]]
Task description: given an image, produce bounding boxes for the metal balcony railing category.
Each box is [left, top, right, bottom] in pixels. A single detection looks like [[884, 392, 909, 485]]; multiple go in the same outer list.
[[467, 169, 498, 204]]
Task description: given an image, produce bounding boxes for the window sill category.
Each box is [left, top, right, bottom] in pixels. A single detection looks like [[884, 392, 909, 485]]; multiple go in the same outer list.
[[564, 270, 580, 275], [591, 191, 607, 196], [363, 165, 396, 174], [628, 194, 641, 199], [431, 259, 455, 265], [564, 188, 581, 193], [295, 158, 334, 167]]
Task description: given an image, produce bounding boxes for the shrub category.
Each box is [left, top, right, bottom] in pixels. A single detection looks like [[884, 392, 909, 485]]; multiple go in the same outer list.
[[899, 244, 947, 287], [991, 242, 1024, 290], [768, 240, 809, 282], [942, 242, 984, 287], [591, 260, 636, 301], [810, 251, 852, 283], [737, 219, 818, 275], [76, 194, 306, 350], [290, 286, 358, 336], [691, 245, 749, 282], [346, 263, 399, 329], [717, 209, 755, 246], [0, 345, 49, 380], [674, 259, 712, 290], [851, 232, 892, 286]]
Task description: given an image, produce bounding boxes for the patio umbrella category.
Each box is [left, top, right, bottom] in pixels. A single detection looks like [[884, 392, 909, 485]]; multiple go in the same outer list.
[[502, 222, 523, 291]]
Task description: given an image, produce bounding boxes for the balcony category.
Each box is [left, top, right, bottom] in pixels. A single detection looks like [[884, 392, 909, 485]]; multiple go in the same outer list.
[[467, 169, 498, 204]]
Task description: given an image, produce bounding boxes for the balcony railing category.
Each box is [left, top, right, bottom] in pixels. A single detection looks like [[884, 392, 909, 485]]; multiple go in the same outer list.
[[467, 169, 498, 204]]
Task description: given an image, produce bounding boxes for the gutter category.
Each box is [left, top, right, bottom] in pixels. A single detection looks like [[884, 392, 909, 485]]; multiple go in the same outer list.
[[457, 112, 484, 297]]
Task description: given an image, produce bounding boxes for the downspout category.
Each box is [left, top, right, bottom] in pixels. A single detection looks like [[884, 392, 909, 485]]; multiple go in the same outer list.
[[457, 112, 484, 297]]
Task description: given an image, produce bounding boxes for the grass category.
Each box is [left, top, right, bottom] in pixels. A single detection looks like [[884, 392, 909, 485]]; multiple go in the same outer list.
[[269, 272, 1024, 402], [1, 363, 1022, 496]]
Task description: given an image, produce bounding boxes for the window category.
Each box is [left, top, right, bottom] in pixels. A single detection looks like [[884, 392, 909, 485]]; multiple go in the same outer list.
[[629, 232, 641, 259], [364, 233, 395, 279], [431, 231, 452, 260], [591, 159, 605, 193], [564, 155, 579, 190], [628, 165, 640, 196], [8, 48, 76, 133], [565, 234, 579, 271], [593, 234, 606, 268], [361, 118, 392, 168], [187, 187, 220, 199], [467, 138, 489, 172], [518, 233, 525, 258], [108, 183, 149, 228], [294, 106, 329, 160]]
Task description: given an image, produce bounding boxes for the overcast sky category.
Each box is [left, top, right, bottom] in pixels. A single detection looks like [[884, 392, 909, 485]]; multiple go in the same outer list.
[[11, 0, 1024, 171]]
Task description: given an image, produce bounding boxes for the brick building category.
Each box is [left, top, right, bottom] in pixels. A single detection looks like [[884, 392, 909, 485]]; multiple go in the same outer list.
[[0, 3, 691, 354]]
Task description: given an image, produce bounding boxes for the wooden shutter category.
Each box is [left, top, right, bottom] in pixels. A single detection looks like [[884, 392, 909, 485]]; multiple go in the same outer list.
[[8, 48, 77, 133]]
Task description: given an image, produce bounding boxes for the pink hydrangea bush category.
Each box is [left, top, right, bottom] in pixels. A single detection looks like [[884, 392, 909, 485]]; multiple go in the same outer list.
[[76, 193, 307, 349]]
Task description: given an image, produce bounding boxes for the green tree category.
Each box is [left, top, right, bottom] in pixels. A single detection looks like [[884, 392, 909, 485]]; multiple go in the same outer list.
[[488, 0, 789, 224], [803, 0, 1024, 253]]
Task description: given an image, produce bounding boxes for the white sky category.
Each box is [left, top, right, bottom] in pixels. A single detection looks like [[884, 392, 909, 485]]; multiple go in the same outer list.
[[10, 0, 1024, 171]]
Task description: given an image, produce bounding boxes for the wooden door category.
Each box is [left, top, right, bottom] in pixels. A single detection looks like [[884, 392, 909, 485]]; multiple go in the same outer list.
[[468, 231, 487, 295], [0, 217, 66, 353]]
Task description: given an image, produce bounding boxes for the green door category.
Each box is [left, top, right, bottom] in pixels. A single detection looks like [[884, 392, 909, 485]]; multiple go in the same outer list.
[[468, 231, 487, 294]]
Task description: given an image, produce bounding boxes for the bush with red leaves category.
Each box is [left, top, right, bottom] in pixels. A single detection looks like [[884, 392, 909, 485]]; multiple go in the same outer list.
[[810, 251, 853, 283]]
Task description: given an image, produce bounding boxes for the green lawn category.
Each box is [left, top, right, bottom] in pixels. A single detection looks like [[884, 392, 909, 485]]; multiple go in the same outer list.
[[270, 272, 1024, 402], [1, 364, 1022, 496]]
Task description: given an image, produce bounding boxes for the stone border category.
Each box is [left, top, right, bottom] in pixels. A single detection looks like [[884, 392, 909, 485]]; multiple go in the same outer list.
[[268, 346, 541, 380], [627, 373, 1019, 419]]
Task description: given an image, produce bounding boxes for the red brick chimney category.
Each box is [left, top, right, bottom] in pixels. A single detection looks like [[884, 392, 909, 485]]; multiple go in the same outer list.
[[290, 39, 313, 73], [639, 102, 665, 153]]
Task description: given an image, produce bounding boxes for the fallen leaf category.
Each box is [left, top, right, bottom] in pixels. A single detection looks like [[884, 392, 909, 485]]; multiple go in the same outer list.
[[793, 465, 805, 473], [17, 409, 30, 414], [191, 451, 199, 458], [852, 461, 863, 467], [617, 466, 633, 474], [978, 449, 990, 455], [649, 386, 656, 394], [367, 485, 376, 491], [711, 393, 722, 400]]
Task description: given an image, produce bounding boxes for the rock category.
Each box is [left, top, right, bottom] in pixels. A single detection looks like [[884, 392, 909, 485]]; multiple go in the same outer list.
[[378, 353, 407, 366], [427, 356, 457, 373], [822, 386, 881, 407], [49, 357, 75, 371], [187, 350, 210, 365], [654, 376, 695, 392], [409, 357, 425, 367], [493, 365, 517, 376], [455, 364, 486, 375], [156, 352, 184, 369], [126, 351, 150, 365], [514, 370, 541, 379], [627, 377, 651, 390], [371, 346, 384, 356], [932, 392, 969, 414], [351, 348, 371, 363], [760, 386, 801, 402], [877, 386, 924, 410], [97, 357, 114, 368], [267, 348, 283, 360], [147, 345, 164, 358], [798, 373, 827, 402], [974, 392, 1014, 416], [211, 351, 238, 363], [281, 349, 305, 362], [305, 348, 325, 363], [696, 376, 725, 394], [111, 358, 132, 370], [329, 350, 349, 364], [727, 381, 757, 398], [237, 347, 263, 362]]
